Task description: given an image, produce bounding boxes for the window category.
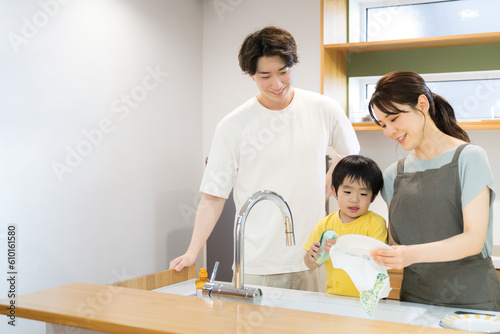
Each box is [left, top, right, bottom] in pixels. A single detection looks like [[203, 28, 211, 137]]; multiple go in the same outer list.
[[349, 71, 500, 122], [349, 0, 500, 43], [346, 0, 500, 123]]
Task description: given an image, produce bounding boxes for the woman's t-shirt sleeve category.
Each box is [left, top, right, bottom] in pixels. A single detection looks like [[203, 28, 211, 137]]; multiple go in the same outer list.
[[459, 145, 496, 207], [381, 162, 398, 206]]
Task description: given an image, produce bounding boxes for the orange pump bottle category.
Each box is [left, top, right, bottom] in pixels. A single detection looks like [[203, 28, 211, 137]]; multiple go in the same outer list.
[[195, 268, 209, 297]]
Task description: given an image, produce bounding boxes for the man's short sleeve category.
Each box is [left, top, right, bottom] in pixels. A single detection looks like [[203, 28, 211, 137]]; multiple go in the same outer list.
[[199, 127, 238, 199]]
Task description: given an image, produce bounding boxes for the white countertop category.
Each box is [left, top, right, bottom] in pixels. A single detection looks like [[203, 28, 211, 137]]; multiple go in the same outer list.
[[492, 256, 500, 269], [492, 246, 500, 269], [154, 279, 500, 329]]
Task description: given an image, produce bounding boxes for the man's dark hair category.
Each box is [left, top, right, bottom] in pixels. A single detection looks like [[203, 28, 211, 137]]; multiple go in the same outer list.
[[238, 26, 299, 75]]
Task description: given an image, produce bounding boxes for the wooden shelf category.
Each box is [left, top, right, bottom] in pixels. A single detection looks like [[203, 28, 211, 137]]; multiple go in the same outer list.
[[353, 120, 500, 131], [325, 32, 500, 53], [352, 123, 381, 131], [459, 120, 500, 130]]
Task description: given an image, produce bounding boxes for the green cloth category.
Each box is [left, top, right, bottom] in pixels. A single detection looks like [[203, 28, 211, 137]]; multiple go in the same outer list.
[[360, 273, 390, 317]]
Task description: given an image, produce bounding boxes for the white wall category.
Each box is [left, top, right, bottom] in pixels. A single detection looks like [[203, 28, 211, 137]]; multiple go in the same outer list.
[[202, 0, 321, 155], [0, 1, 202, 333]]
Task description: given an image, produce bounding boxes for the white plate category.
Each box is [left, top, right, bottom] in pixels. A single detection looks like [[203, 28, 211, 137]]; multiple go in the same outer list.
[[333, 234, 392, 267], [439, 314, 500, 333]]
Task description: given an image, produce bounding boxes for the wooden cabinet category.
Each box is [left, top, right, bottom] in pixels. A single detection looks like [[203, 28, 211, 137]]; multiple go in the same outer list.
[[109, 265, 197, 290], [320, 0, 500, 131], [386, 269, 403, 300], [387, 268, 500, 300]]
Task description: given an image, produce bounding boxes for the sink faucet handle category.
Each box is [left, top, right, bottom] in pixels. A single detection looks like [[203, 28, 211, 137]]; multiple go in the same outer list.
[[210, 261, 219, 283], [285, 217, 295, 246]]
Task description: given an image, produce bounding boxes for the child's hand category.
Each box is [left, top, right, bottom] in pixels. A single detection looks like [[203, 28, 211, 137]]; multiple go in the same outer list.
[[320, 238, 337, 254], [308, 241, 321, 260], [304, 241, 322, 268]]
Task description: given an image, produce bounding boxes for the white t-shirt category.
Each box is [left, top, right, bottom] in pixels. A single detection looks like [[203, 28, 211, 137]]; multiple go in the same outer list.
[[200, 88, 360, 275]]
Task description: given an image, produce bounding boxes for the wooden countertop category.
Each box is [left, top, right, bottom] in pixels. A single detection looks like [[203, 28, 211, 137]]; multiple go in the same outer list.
[[0, 282, 468, 334]]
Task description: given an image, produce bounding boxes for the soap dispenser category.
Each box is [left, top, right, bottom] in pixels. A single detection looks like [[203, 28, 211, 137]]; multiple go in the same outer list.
[[195, 268, 209, 297]]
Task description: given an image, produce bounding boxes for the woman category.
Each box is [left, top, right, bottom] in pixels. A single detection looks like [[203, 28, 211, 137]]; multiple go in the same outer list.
[[369, 71, 500, 311]]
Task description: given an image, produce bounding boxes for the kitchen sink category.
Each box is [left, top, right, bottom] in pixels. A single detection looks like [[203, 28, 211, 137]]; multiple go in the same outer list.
[[153, 279, 458, 328]]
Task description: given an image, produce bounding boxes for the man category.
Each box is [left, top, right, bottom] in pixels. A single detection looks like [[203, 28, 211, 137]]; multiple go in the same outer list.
[[170, 26, 359, 291]]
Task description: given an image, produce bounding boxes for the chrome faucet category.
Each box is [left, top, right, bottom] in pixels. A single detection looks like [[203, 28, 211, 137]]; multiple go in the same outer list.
[[202, 190, 295, 302], [233, 190, 295, 288]]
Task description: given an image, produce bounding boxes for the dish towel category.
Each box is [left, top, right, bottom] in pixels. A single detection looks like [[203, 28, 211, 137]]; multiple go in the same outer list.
[[330, 250, 391, 316]]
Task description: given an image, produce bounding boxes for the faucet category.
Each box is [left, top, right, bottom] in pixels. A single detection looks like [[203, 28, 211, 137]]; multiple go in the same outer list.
[[202, 190, 295, 302], [233, 190, 295, 289]]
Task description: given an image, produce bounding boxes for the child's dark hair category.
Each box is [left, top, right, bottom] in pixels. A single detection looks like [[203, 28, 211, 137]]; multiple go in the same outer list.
[[332, 155, 383, 201], [238, 26, 299, 75]]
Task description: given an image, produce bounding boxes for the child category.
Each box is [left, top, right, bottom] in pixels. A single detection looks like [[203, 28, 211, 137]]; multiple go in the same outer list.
[[304, 155, 387, 297]]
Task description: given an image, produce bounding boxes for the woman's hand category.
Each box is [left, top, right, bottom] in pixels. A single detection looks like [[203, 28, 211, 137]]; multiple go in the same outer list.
[[370, 245, 415, 270]]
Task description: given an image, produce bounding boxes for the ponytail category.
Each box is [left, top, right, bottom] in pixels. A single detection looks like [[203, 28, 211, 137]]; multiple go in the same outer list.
[[430, 93, 470, 142]]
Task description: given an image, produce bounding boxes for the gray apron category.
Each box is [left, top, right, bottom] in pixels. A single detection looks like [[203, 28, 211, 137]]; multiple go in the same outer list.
[[390, 144, 500, 311]]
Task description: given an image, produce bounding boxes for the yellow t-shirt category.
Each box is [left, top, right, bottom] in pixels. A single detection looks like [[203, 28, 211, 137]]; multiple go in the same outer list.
[[304, 211, 387, 297]]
